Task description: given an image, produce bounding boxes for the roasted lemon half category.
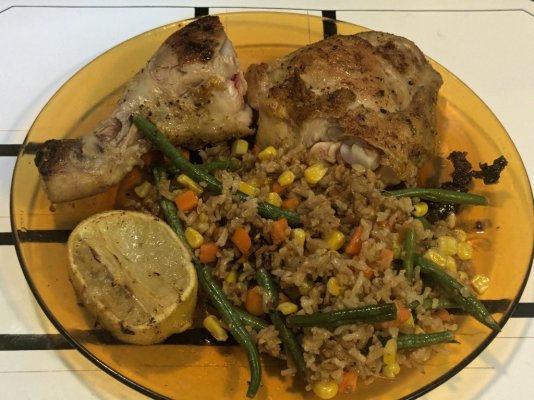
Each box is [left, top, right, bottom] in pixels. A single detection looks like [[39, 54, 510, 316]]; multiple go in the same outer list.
[[67, 210, 198, 345]]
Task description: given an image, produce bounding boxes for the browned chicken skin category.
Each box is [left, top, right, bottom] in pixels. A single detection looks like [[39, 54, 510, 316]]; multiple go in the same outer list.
[[246, 31, 443, 184], [35, 16, 251, 203]]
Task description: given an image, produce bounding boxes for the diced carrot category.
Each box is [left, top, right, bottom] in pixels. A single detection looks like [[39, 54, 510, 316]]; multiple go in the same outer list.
[[378, 248, 394, 267], [434, 309, 454, 323], [175, 146, 190, 160], [231, 227, 252, 255], [175, 190, 199, 213], [270, 218, 289, 245], [362, 266, 375, 280], [382, 302, 411, 328], [281, 197, 299, 211], [272, 182, 283, 194], [199, 243, 219, 263], [245, 286, 264, 316], [345, 226, 364, 256], [339, 371, 358, 394]]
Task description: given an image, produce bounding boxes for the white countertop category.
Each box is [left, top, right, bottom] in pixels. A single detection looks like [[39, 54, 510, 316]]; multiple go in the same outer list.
[[1, 1, 533, 398]]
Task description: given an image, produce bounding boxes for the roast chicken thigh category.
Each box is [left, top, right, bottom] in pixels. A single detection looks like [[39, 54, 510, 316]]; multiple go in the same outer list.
[[35, 16, 251, 203], [246, 31, 443, 184]]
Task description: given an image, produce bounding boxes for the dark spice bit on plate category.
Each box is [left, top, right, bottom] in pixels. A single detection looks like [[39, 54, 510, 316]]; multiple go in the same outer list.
[[426, 151, 508, 223]]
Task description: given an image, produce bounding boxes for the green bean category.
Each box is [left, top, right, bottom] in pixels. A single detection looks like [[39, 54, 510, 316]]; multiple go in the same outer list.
[[234, 191, 302, 227], [396, 331, 456, 350], [255, 268, 306, 374], [270, 310, 307, 375], [234, 307, 269, 331], [416, 256, 501, 331], [202, 158, 241, 173], [403, 227, 416, 282], [397, 331, 456, 349], [154, 168, 261, 398], [255, 268, 279, 309], [383, 188, 488, 205], [286, 304, 397, 328], [407, 298, 458, 310], [134, 115, 302, 227]]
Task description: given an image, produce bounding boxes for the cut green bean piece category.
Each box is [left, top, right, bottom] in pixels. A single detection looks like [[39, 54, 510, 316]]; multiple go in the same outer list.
[[396, 331, 456, 349], [403, 227, 416, 282], [408, 298, 458, 310], [286, 304, 397, 328], [202, 158, 241, 173], [384, 188, 488, 205], [271, 310, 307, 375], [256, 268, 279, 309], [416, 256, 501, 331], [234, 308, 269, 331]]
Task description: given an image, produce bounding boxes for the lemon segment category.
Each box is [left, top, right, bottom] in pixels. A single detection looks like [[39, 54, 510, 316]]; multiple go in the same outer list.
[[67, 210, 198, 345]]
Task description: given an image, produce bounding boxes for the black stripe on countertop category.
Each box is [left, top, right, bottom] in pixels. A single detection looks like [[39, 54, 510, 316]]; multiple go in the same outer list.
[[0, 232, 14, 245], [16, 230, 71, 243], [511, 303, 534, 318], [0, 144, 21, 157], [322, 10, 337, 38], [195, 7, 209, 17], [0, 329, 236, 351]]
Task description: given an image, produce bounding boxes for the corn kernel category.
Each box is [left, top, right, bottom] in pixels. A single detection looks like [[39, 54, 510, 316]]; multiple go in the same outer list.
[[278, 170, 296, 187], [445, 255, 457, 273], [327, 277, 342, 296], [134, 181, 152, 198], [457, 241, 473, 260], [312, 380, 339, 400], [438, 236, 458, 256], [231, 139, 249, 156], [400, 314, 415, 331], [265, 192, 283, 207], [292, 228, 306, 247], [225, 270, 237, 284], [412, 202, 429, 217], [258, 146, 278, 161], [453, 228, 467, 242], [383, 338, 397, 365], [304, 163, 328, 185], [325, 230, 345, 251], [382, 362, 400, 378], [238, 181, 260, 197], [471, 274, 490, 294], [203, 315, 228, 342], [185, 227, 204, 249], [423, 248, 447, 268], [177, 174, 203, 195], [277, 301, 299, 315]]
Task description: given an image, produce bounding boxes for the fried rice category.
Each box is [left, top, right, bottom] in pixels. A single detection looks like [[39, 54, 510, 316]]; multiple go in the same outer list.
[[125, 141, 475, 392]]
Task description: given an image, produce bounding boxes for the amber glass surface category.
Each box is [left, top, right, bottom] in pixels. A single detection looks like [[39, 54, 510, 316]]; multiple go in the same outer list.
[[11, 12, 533, 400]]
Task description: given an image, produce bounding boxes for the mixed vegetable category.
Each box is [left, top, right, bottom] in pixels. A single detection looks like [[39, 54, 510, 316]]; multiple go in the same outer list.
[[127, 115, 505, 398]]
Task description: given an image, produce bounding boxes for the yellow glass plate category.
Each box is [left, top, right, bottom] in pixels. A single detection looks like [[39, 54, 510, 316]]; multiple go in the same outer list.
[[11, 12, 534, 400]]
